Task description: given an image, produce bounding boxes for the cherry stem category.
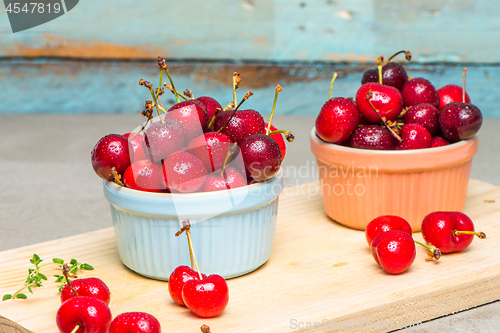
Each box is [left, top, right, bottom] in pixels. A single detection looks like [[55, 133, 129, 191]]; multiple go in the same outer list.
[[453, 230, 486, 239], [378, 65, 383, 85], [62, 264, 78, 296], [184, 89, 194, 99], [268, 129, 295, 142], [232, 72, 241, 111], [163, 67, 180, 104], [462, 67, 467, 103], [163, 83, 189, 101], [208, 108, 221, 128], [186, 230, 202, 280], [175, 220, 202, 279], [414, 241, 441, 261], [383, 50, 412, 65], [70, 324, 81, 333], [365, 91, 402, 142], [266, 84, 282, 135], [216, 92, 253, 133], [328, 72, 338, 100], [221, 143, 237, 177]]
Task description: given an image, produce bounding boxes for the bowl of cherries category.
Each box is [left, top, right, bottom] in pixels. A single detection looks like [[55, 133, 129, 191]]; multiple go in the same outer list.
[[91, 59, 293, 280], [310, 51, 482, 231]]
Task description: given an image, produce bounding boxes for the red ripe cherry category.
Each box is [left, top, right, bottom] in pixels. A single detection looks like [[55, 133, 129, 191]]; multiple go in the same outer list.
[[196, 96, 222, 127], [348, 125, 395, 150], [371, 230, 416, 275], [143, 120, 185, 163], [187, 132, 233, 172], [403, 103, 440, 136], [168, 266, 207, 307], [213, 109, 265, 143], [109, 312, 161, 333], [437, 84, 471, 109], [182, 274, 229, 318], [162, 151, 208, 193], [266, 123, 287, 161], [361, 62, 409, 91], [315, 97, 359, 144], [165, 100, 209, 142], [123, 132, 147, 162], [56, 296, 112, 333], [438, 102, 482, 142], [60, 277, 111, 305], [204, 167, 247, 192], [431, 136, 450, 147], [365, 215, 412, 247], [238, 133, 282, 181], [401, 78, 440, 108], [395, 123, 432, 150], [421, 211, 485, 253], [123, 159, 165, 192], [91, 134, 131, 181], [355, 83, 403, 124]]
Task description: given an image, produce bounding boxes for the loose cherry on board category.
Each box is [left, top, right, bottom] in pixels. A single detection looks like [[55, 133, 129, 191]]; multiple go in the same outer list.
[[109, 312, 161, 333], [182, 274, 229, 318], [421, 211, 486, 254], [371, 230, 416, 275], [168, 266, 207, 307], [60, 277, 111, 305], [365, 215, 412, 247], [91, 134, 131, 181], [56, 296, 112, 333]]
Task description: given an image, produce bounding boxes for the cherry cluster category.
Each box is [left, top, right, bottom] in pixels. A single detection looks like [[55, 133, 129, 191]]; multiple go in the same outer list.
[[366, 212, 486, 275], [315, 51, 483, 149], [168, 220, 229, 318], [91, 59, 293, 193], [56, 271, 161, 333]]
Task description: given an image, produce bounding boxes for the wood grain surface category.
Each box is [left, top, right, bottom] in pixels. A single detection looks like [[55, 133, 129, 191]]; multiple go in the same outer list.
[[1, 0, 499, 63], [1, 179, 499, 333]]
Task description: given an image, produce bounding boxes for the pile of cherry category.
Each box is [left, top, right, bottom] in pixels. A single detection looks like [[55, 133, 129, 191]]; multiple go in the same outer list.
[[91, 58, 292, 193], [366, 212, 486, 275], [315, 50, 483, 149]]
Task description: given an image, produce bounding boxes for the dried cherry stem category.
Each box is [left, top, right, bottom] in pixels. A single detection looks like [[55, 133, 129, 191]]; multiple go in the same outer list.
[[111, 168, 125, 186], [216, 92, 254, 133], [328, 72, 338, 100], [383, 50, 412, 65], [266, 84, 282, 134], [220, 143, 237, 177], [365, 91, 402, 142], [232, 72, 241, 111], [462, 68, 467, 103], [139, 79, 166, 121], [414, 241, 441, 261], [62, 264, 78, 296], [184, 89, 194, 99], [453, 230, 486, 239], [268, 129, 295, 142], [70, 324, 81, 333], [163, 83, 189, 101], [223, 102, 235, 111], [200, 325, 211, 333]]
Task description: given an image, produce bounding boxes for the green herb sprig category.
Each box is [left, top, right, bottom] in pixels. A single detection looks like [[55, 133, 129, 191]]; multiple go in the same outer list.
[[3, 254, 94, 301]]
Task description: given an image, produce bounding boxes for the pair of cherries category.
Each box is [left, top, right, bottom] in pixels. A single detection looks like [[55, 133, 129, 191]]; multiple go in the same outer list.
[[167, 220, 229, 318], [366, 211, 485, 275], [56, 276, 161, 333]]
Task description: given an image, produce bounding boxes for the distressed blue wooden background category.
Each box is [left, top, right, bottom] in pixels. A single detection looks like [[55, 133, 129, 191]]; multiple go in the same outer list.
[[0, 0, 499, 116]]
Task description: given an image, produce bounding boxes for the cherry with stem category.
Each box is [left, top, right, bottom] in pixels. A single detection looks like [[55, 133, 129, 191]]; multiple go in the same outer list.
[[216, 91, 254, 133], [365, 91, 402, 142]]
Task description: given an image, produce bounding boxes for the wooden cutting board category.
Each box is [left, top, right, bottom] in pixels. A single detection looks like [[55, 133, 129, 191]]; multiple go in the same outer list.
[[1, 180, 500, 333]]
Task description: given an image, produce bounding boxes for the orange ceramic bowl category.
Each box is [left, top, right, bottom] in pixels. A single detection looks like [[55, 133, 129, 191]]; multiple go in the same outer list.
[[310, 127, 478, 231]]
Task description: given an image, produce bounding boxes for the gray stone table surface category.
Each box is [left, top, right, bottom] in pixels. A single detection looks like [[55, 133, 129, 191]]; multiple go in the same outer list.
[[0, 114, 499, 332]]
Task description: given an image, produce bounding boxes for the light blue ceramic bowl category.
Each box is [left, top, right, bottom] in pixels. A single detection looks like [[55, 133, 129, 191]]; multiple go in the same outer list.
[[103, 169, 283, 280]]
